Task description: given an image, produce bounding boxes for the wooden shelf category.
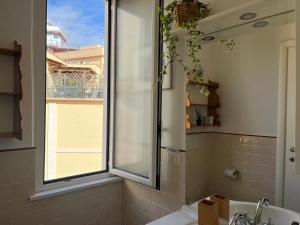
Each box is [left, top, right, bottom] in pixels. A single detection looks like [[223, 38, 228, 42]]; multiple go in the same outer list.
[[188, 80, 219, 88], [0, 92, 19, 96], [0, 47, 20, 56], [190, 103, 220, 108], [0, 132, 18, 138], [186, 79, 221, 129], [0, 41, 23, 140], [191, 125, 216, 127]]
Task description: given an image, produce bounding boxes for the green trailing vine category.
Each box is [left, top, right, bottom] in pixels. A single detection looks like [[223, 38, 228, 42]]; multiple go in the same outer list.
[[158, 0, 236, 96]]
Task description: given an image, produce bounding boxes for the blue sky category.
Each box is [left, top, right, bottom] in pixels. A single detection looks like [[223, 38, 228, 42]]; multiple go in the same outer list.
[[47, 0, 105, 47]]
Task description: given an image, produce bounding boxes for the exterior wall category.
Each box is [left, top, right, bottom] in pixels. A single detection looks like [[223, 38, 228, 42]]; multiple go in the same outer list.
[[54, 100, 104, 149], [0, 149, 122, 225], [45, 99, 104, 180], [55, 153, 102, 179], [68, 56, 103, 68], [122, 149, 186, 225]]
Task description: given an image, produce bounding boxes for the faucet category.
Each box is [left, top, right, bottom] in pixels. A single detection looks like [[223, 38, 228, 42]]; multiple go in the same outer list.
[[229, 198, 270, 225], [229, 212, 249, 225], [253, 198, 270, 225]]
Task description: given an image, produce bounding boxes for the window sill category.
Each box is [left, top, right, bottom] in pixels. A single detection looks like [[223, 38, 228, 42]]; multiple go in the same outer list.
[[29, 176, 123, 201]]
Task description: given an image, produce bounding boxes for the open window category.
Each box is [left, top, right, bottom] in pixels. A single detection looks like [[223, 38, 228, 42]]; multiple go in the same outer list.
[[35, 0, 161, 191], [109, 0, 162, 188]]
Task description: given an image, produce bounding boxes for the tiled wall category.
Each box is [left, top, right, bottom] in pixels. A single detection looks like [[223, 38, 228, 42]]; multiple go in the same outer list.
[[185, 133, 213, 204], [123, 133, 277, 225], [0, 149, 122, 225], [122, 149, 186, 225], [0, 135, 276, 225], [209, 133, 276, 203]]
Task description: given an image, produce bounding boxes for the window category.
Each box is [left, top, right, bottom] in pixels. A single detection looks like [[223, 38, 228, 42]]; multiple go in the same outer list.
[[44, 0, 109, 184], [109, 0, 162, 188], [35, 0, 161, 191]]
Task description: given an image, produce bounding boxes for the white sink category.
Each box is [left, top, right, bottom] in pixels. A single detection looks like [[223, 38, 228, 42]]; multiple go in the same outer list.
[[147, 200, 300, 225], [228, 200, 300, 225]]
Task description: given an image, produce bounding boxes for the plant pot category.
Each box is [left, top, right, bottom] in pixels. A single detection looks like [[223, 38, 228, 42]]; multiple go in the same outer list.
[[174, 1, 209, 27]]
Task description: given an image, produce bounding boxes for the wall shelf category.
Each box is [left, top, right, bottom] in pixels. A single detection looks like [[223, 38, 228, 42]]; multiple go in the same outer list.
[[0, 47, 20, 56], [190, 103, 220, 108], [0, 41, 23, 140], [191, 124, 218, 128], [0, 132, 19, 138], [0, 92, 20, 96], [186, 80, 221, 129], [173, 0, 294, 41], [188, 80, 219, 88]]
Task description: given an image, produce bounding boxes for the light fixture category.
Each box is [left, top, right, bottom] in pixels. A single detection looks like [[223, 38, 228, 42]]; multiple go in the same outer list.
[[239, 13, 257, 20], [253, 21, 269, 28], [202, 36, 215, 41]]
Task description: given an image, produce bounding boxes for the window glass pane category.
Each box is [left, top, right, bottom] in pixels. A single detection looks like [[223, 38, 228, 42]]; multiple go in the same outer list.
[[113, 0, 155, 179], [45, 0, 107, 181]]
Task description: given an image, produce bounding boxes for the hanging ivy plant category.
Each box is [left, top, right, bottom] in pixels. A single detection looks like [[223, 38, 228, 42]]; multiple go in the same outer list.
[[158, 0, 235, 95]]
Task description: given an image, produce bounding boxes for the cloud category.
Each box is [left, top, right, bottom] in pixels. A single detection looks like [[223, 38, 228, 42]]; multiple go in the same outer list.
[[47, 0, 105, 47]]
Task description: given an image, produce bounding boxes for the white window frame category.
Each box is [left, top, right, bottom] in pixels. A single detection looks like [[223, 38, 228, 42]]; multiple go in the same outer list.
[[109, 0, 161, 188], [33, 0, 112, 192], [33, 0, 161, 192]]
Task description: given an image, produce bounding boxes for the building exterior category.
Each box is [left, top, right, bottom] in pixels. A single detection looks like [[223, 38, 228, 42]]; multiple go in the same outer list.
[[47, 21, 67, 48], [53, 45, 104, 75]]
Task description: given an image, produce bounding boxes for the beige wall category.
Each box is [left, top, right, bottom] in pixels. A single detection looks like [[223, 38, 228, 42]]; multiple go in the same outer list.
[[185, 134, 213, 204], [0, 0, 34, 150], [192, 23, 295, 137], [182, 24, 293, 206], [0, 149, 122, 225], [0, 0, 122, 224], [54, 101, 104, 149], [209, 133, 276, 203], [295, 0, 300, 175], [56, 153, 102, 179], [185, 133, 276, 204], [45, 99, 104, 180]]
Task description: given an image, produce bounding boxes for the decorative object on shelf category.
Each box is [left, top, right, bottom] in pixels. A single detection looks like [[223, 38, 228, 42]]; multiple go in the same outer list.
[[0, 41, 23, 140], [186, 91, 191, 107], [204, 116, 214, 126], [157, 0, 236, 91], [185, 112, 191, 129], [195, 109, 203, 126]]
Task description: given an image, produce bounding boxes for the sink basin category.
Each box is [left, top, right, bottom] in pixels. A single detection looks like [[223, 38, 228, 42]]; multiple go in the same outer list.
[[229, 200, 300, 225], [147, 200, 300, 225]]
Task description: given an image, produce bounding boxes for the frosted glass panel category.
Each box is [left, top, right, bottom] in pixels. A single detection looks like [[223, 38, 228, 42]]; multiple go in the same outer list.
[[114, 0, 155, 179]]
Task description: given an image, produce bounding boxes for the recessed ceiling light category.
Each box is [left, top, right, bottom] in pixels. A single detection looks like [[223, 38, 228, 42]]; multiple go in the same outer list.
[[239, 13, 257, 20], [202, 36, 215, 41], [253, 21, 269, 28]]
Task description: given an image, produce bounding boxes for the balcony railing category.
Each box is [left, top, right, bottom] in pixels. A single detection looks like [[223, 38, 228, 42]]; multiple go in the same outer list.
[[47, 73, 104, 99]]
